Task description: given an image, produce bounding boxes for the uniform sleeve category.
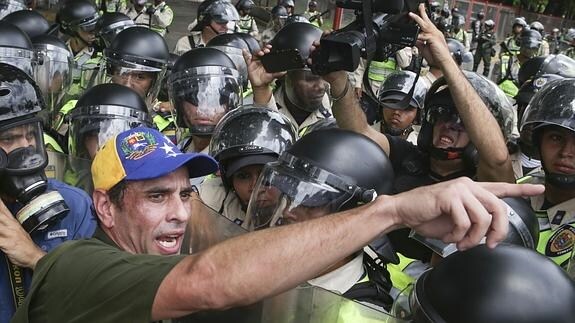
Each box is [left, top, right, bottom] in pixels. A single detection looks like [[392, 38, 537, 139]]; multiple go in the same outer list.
[[154, 5, 174, 28], [352, 59, 366, 89], [250, 17, 259, 37], [395, 47, 412, 69]]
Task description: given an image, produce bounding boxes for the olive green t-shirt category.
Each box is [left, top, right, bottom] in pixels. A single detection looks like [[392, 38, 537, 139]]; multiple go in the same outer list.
[[12, 228, 185, 323]]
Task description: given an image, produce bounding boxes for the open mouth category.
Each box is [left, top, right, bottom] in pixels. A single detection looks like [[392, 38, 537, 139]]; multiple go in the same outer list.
[[155, 233, 183, 254], [439, 135, 454, 145]]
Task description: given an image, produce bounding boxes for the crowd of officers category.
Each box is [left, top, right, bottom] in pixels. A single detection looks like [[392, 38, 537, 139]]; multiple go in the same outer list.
[[0, 0, 575, 322]]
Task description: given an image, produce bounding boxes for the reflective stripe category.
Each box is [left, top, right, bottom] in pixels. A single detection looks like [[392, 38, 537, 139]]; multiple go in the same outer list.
[[386, 254, 416, 292], [43, 133, 64, 153], [55, 100, 78, 131], [499, 79, 519, 97], [367, 59, 397, 82]]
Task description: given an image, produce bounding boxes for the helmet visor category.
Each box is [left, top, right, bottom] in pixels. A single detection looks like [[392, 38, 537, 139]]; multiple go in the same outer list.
[[0, 120, 47, 174], [245, 162, 356, 231], [520, 78, 575, 133], [34, 45, 73, 119], [391, 282, 436, 323], [68, 105, 150, 160], [210, 46, 248, 87], [98, 21, 135, 48], [170, 66, 241, 132], [0, 47, 35, 77], [208, 1, 240, 24]]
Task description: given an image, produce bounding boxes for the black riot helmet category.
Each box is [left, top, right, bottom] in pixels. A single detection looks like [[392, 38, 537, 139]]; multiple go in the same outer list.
[[418, 71, 514, 169], [271, 4, 288, 19], [96, 12, 135, 48], [98, 27, 169, 106], [68, 83, 151, 160], [451, 13, 465, 28], [192, 0, 240, 32], [169, 47, 241, 137], [209, 106, 297, 189], [57, 0, 100, 37], [269, 21, 322, 64], [515, 74, 564, 117], [520, 78, 575, 189], [536, 54, 575, 79], [476, 10, 485, 20], [2, 9, 51, 39], [0, 0, 27, 21], [446, 37, 473, 70], [280, 0, 294, 9], [32, 34, 73, 127], [207, 32, 261, 89], [285, 14, 310, 25], [236, 0, 254, 12], [0, 21, 35, 77], [393, 244, 575, 323], [519, 29, 542, 58], [246, 128, 394, 230]]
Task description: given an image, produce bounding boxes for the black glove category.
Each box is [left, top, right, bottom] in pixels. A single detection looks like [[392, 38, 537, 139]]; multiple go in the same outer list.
[[146, 6, 156, 15]]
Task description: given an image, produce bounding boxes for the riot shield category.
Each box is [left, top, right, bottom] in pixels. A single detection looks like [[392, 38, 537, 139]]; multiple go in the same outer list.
[[45, 150, 94, 195], [178, 196, 403, 323], [176, 284, 403, 323]]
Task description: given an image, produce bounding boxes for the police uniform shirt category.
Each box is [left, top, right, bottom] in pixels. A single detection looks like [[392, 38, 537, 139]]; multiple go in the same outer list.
[[174, 32, 204, 55], [519, 173, 575, 268], [149, 1, 174, 36], [125, 5, 148, 27], [274, 84, 332, 135], [307, 253, 365, 295], [199, 177, 248, 228]]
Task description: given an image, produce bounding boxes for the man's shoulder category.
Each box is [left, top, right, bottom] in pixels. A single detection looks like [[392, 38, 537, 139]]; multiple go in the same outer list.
[[48, 179, 92, 204]]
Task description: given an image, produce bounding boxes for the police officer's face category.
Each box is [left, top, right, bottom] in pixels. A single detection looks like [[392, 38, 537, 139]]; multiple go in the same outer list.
[[540, 126, 575, 176], [290, 71, 327, 108], [107, 167, 193, 255], [382, 104, 418, 133], [208, 21, 230, 35], [77, 29, 97, 45], [182, 101, 227, 129], [84, 133, 100, 160], [111, 70, 154, 98], [232, 164, 264, 207], [513, 25, 523, 35], [0, 124, 37, 153], [432, 117, 470, 149]]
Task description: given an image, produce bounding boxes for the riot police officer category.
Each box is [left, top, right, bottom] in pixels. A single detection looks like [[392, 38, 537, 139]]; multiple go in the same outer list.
[[235, 0, 258, 37], [174, 0, 239, 55], [373, 70, 429, 144], [448, 14, 468, 50], [169, 47, 242, 154], [0, 63, 95, 323], [530, 21, 550, 56], [200, 106, 297, 226], [245, 128, 397, 312], [279, 0, 294, 16], [502, 17, 527, 56], [260, 4, 288, 45], [56, 0, 102, 100], [470, 10, 485, 52], [473, 19, 495, 77], [519, 78, 575, 268], [68, 83, 152, 161], [563, 28, 575, 59], [303, 0, 323, 28]]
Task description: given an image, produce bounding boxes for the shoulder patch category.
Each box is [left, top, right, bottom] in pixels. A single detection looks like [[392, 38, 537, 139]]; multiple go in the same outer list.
[[545, 225, 575, 257]]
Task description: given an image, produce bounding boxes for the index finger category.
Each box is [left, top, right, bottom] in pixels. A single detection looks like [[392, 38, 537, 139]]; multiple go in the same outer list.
[[478, 182, 545, 199]]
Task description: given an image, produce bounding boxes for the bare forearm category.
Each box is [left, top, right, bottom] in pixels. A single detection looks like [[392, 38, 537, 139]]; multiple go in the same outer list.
[[152, 198, 396, 319]]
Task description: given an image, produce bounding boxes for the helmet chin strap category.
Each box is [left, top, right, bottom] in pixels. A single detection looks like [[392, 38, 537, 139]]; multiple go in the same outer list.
[[545, 169, 575, 190], [429, 146, 464, 160], [382, 123, 412, 137]]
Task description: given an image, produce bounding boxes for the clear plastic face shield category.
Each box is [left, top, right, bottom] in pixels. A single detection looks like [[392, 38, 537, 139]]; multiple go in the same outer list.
[[34, 44, 73, 127], [0, 0, 27, 20], [170, 66, 241, 136], [0, 47, 36, 78], [245, 152, 375, 231], [0, 120, 47, 173], [391, 277, 438, 323], [98, 20, 135, 48], [211, 46, 248, 89], [209, 1, 240, 28], [68, 105, 150, 160], [99, 50, 166, 106], [285, 69, 328, 113]]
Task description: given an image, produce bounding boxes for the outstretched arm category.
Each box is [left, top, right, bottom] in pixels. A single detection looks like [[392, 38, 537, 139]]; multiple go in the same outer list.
[[409, 5, 514, 183], [151, 179, 543, 320]]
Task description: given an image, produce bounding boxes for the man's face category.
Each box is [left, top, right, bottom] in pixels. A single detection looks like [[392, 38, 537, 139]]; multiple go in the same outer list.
[[513, 25, 523, 35], [382, 104, 418, 133], [290, 72, 327, 108], [0, 123, 38, 153], [109, 167, 194, 255], [206, 21, 229, 36], [111, 70, 154, 98], [182, 100, 227, 129], [432, 115, 469, 149], [77, 29, 97, 45], [540, 126, 575, 176], [232, 164, 264, 207]]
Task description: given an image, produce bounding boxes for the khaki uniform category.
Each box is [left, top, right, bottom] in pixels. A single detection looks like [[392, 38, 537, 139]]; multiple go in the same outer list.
[[94, 0, 127, 13], [173, 32, 205, 55], [124, 2, 173, 36], [237, 15, 258, 37], [199, 176, 248, 227]]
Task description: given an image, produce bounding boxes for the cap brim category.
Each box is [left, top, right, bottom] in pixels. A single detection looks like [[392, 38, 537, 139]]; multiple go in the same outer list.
[[126, 152, 218, 181], [225, 154, 276, 178], [380, 93, 418, 110]]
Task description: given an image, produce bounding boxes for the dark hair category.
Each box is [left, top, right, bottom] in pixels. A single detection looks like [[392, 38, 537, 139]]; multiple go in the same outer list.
[[107, 180, 127, 209]]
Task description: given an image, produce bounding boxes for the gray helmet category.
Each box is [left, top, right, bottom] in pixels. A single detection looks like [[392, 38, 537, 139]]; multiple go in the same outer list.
[[378, 70, 428, 110], [446, 37, 474, 70], [530, 21, 544, 34], [209, 106, 297, 188], [0, 0, 27, 20], [0, 21, 35, 77], [520, 78, 575, 188], [193, 0, 240, 32], [513, 17, 527, 28]]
